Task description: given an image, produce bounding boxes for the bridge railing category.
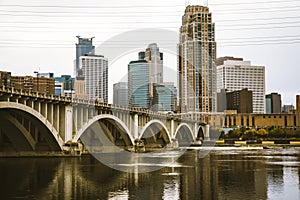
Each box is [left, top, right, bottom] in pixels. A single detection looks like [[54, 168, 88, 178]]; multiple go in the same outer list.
[[0, 85, 205, 122]]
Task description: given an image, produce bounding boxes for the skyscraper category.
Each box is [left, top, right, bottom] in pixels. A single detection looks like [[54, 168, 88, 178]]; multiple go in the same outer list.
[[128, 43, 165, 109], [113, 82, 128, 107], [139, 43, 164, 98], [75, 36, 95, 77], [128, 60, 150, 108], [178, 5, 217, 113], [80, 54, 108, 102], [216, 58, 265, 113]]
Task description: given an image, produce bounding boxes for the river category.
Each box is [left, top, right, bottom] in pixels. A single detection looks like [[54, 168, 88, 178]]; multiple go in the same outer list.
[[0, 147, 300, 199]]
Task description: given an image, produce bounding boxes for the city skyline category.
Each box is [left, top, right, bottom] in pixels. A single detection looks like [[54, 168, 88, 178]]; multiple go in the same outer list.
[[0, 0, 300, 105]]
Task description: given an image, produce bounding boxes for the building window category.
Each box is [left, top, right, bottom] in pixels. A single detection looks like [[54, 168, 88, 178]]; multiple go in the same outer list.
[[284, 116, 288, 127]]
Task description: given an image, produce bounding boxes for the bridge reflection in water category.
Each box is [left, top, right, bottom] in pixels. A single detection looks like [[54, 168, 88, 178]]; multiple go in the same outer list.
[[1, 149, 299, 199]]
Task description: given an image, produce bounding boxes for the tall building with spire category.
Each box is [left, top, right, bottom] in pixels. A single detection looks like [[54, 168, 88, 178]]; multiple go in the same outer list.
[[178, 5, 217, 113], [75, 36, 95, 77]]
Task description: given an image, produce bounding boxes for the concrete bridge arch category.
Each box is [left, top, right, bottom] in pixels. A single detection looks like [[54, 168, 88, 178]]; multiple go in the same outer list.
[[0, 102, 64, 151], [74, 114, 135, 148], [174, 123, 195, 146], [139, 119, 172, 148]]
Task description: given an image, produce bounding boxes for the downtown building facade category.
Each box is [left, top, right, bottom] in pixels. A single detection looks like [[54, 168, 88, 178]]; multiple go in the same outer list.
[[266, 93, 282, 114], [11, 75, 55, 95], [226, 88, 253, 113], [152, 83, 176, 112], [54, 75, 75, 97], [128, 43, 176, 111], [113, 82, 128, 107], [74, 36, 108, 102], [75, 36, 95, 77], [216, 58, 265, 113], [80, 54, 108, 102], [178, 5, 217, 113], [128, 60, 150, 108]]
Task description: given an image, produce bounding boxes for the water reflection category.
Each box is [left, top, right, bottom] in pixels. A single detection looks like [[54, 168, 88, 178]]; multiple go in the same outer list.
[[0, 149, 299, 199]]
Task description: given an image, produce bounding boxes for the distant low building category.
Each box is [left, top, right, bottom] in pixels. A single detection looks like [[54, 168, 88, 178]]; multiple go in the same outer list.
[[226, 88, 253, 114], [266, 93, 282, 114], [0, 71, 12, 88], [282, 104, 295, 113], [38, 72, 54, 78], [11, 75, 55, 95], [55, 75, 75, 97], [55, 81, 64, 96]]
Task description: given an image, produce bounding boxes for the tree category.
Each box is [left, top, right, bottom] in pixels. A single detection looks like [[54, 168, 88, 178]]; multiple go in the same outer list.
[[257, 128, 268, 138], [226, 129, 242, 139], [242, 129, 257, 140]]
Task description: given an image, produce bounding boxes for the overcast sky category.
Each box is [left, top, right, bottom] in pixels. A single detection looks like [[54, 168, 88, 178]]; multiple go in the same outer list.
[[0, 0, 300, 105]]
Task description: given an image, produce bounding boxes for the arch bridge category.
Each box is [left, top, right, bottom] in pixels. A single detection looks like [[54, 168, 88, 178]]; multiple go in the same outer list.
[[0, 87, 210, 154]]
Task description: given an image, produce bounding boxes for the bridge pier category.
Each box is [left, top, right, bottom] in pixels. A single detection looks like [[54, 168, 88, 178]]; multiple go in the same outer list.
[[170, 119, 175, 139], [203, 124, 210, 140]]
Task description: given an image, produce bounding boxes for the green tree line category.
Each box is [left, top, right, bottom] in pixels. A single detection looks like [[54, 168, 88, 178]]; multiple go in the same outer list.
[[221, 127, 300, 140]]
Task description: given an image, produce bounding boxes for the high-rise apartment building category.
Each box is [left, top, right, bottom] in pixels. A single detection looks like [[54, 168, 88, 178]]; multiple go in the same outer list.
[[80, 54, 108, 102], [113, 82, 128, 107], [178, 5, 217, 113], [266, 93, 282, 114], [75, 36, 95, 77], [216, 58, 265, 113]]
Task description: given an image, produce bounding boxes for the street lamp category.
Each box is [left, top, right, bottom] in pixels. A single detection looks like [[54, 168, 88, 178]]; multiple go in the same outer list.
[[34, 71, 39, 93]]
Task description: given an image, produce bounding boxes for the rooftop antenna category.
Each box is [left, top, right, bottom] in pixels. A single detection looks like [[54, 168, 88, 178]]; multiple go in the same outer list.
[[205, 0, 208, 6]]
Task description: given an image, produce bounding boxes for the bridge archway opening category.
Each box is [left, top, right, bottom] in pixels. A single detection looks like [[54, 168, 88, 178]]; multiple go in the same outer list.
[[0, 107, 63, 153], [139, 120, 171, 150], [175, 124, 194, 147], [197, 126, 205, 140], [76, 115, 134, 152]]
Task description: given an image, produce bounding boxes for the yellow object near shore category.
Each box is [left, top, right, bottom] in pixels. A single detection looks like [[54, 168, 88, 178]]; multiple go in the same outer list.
[[235, 141, 247, 145], [290, 141, 300, 145], [262, 141, 275, 145]]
